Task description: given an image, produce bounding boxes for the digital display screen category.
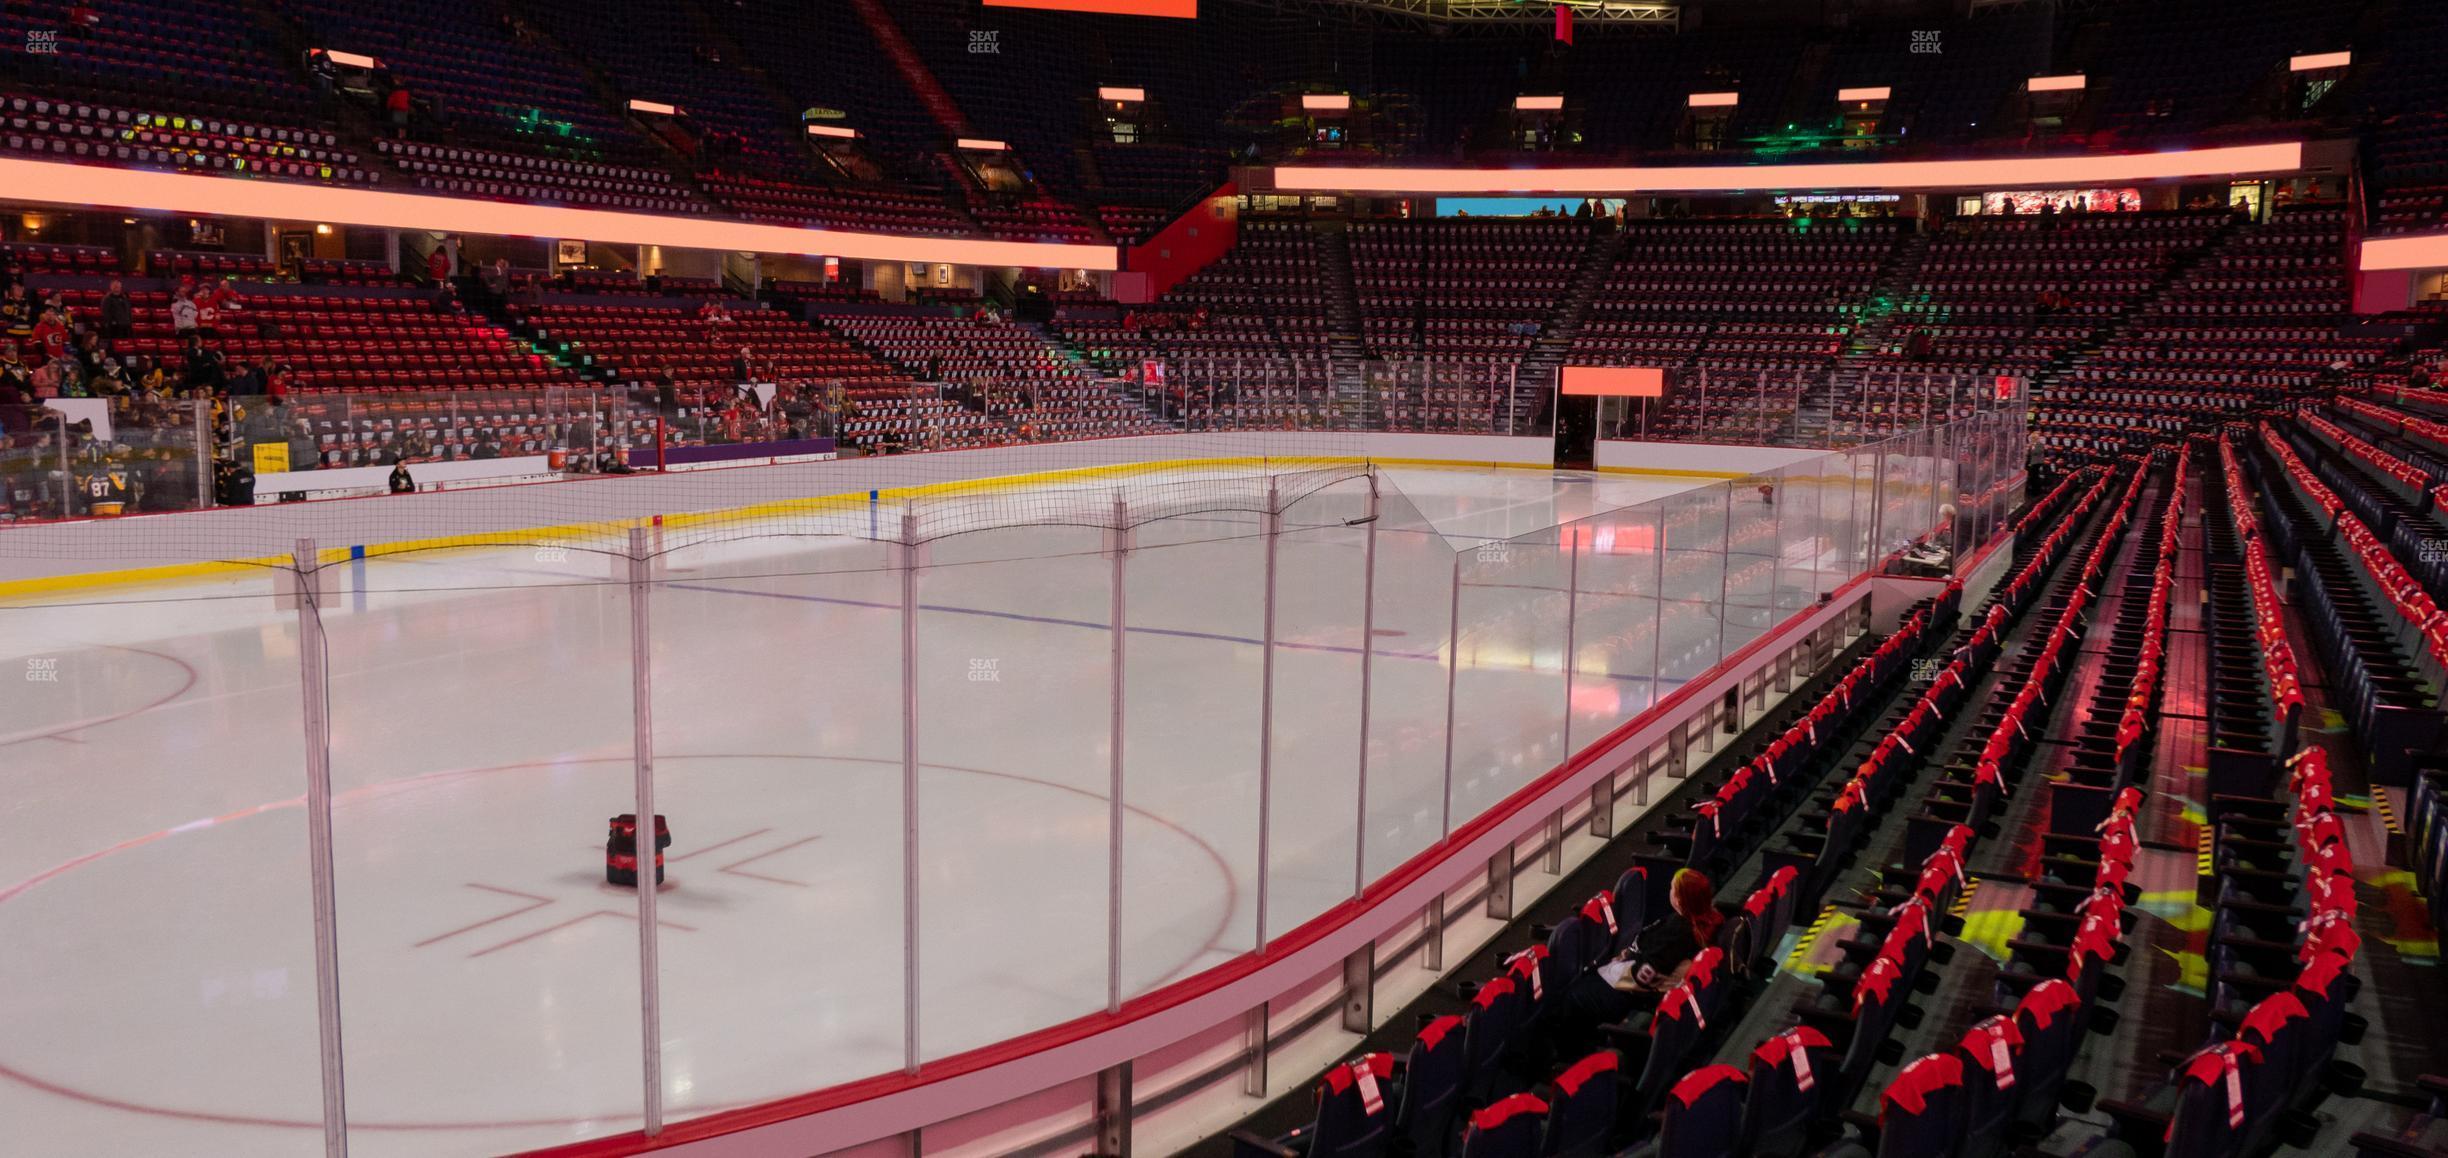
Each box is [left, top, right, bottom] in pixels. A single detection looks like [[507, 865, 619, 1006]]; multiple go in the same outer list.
[[1980, 188, 2141, 214], [1561, 366, 1666, 398]]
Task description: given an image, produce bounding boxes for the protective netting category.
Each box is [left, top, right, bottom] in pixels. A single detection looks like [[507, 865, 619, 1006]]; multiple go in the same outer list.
[[0, 411, 2023, 1154], [899, 461, 1368, 544], [0, 426, 1375, 588]]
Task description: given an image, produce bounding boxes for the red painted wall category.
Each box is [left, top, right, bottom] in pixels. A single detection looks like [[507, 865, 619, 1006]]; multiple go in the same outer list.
[[1115, 182, 1238, 303], [2354, 267, 2413, 314]]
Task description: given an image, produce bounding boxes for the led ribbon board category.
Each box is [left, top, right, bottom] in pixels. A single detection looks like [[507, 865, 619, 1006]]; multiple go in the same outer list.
[[0, 156, 1119, 269], [1271, 142, 2305, 195], [981, 0, 1197, 14]]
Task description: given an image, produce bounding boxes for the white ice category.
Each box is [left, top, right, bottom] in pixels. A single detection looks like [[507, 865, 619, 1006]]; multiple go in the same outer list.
[[0, 465, 1742, 1158]]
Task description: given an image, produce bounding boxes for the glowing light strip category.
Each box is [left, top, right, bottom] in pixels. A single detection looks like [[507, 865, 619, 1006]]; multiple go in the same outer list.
[[1098, 86, 1146, 102], [321, 49, 378, 69], [0, 156, 1118, 269], [2289, 51, 2351, 71], [806, 124, 859, 139], [1516, 95, 1565, 111], [1271, 141, 2304, 196], [956, 138, 1009, 151], [2027, 74, 2087, 93], [981, 0, 1197, 14], [2358, 230, 2448, 272], [627, 100, 679, 116], [1688, 91, 1740, 108], [1302, 94, 1353, 111], [1838, 86, 1892, 102]]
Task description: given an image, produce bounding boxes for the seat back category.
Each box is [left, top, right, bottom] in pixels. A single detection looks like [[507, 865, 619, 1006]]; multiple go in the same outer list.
[[2290, 949, 2352, 1074], [1611, 865, 1651, 950], [2164, 1042, 2264, 1158], [1310, 1053, 1399, 1158], [1712, 911, 1756, 981], [2236, 991, 2312, 1140], [1463, 976, 1528, 1092], [1656, 1064, 1749, 1158], [1398, 1014, 1470, 1158], [1504, 944, 1554, 1017], [1539, 1051, 1620, 1158], [1545, 914, 1602, 990], [1882, 897, 1937, 981], [1833, 955, 1906, 1109], [1743, 1026, 1836, 1158], [1953, 1016, 2024, 1158], [1739, 866, 1800, 976], [1576, 891, 1623, 966], [1633, 971, 1714, 1115], [1876, 1053, 1968, 1158], [1686, 946, 1733, 1025], [1460, 1092, 1548, 1158]]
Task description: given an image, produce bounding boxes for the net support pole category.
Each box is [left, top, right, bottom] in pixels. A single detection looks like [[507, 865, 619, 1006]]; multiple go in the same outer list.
[[1771, 468, 1789, 615], [194, 398, 213, 509], [1107, 496, 1129, 1013], [56, 425, 73, 519], [1650, 508, 1669, 717], [1507, 363, 1519, 437], [1697, 368, 1709, 442], [292, 540, 349, 1158], [1716, 486, 1735, 666], [901, 511, 923, 1073], [625, 527, 665, 1136], [1439, 551, 1462, 838], [1561, 525, 1581, 755], [1868, 450, 1890, 571], [1254, 483, 1281, 947], [1352, 473, 1379, 897]]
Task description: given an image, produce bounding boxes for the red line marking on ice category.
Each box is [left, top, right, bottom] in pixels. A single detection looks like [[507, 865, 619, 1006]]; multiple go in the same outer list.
[[0, 751, 1231, 1131], [717, 835, 823, 887], [0, 645, 197, 748], [412, 884, 556, 949], [468, 909, 696, 959], [667, 827, 773, 863]]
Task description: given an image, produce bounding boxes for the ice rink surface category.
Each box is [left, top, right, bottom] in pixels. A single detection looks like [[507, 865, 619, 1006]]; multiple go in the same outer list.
[[0, 464, 1745, 1156]]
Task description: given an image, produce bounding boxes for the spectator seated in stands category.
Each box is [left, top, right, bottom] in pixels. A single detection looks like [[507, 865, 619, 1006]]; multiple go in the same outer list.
[[1, 282, 31, 341], [28, 306, 71, 367], [1569, 868, 1721, 1023], [0, 342, 32, 421]]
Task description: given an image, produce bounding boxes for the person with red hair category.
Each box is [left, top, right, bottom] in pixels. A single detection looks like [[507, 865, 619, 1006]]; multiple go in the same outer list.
[[1568, 868, 1723, 1026]]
